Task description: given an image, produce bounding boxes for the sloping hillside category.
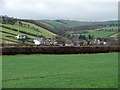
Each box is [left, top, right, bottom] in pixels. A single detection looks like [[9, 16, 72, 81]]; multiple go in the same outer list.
[[37, 20, 67, 29], [37, 19, 118, 29], [1, 16, 118, 45], [0, 16, 57, 45], [37, 20, 93, 29], [37, 19, 118, 39]]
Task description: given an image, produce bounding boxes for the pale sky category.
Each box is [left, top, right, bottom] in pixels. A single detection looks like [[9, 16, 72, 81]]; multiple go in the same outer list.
[[0, 0, 119, 21]]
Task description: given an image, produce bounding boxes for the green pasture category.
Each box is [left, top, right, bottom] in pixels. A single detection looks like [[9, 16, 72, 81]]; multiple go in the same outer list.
[[2, 35, 19, 42], [36, 21, 54, 29], [2, 32, 14, 37], [110, 33, 119, 38], [67, 26, 118, 37], [98, 26, 118, 30], [2, 40, 17, 44], [21, 21, 56, 37], [2, 22, 56, 38], [1, 29, 34, 44], [1, 27, 36, 39], [69, 31, 115, 38], [38, 20, 67, 29], [40, 20, 93, 29], [38, 20, 118, 29], [68, 30, 116, 38], [83, 31, 115, 38], [2, 24, 42, 36], [2, 53, 118, 88]]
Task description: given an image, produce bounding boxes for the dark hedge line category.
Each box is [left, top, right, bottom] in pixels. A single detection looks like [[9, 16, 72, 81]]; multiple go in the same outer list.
[[2, 46, 120, 55], [2, 38, 21, 43], [0, 31, 17, 36]]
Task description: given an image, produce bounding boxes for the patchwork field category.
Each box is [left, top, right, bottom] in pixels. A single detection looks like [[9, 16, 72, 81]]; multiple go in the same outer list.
[[68, 26, 118, 39], [1, 20, 57, 45], [2, 53, 118, 88], [82, 31, 116, 38]]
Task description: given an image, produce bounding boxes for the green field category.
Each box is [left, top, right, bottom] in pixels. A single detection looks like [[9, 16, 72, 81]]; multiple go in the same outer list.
[[2, 22, 56, 38], [38, 20, 118, 29], [110, 33, 119, 38], [1, 18, 118, 44], [2, 53, 118, 88], [1, 20, 57, 44], [69, 31, 116, 38], [68, 26, 118, 38], [83, 31, 115, 38]]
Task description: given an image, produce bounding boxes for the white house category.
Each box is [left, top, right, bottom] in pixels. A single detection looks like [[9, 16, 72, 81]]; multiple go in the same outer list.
[[57, 44, 63, 46], [34, 40, 41, 45], [65, 43, 74, 46], [52, 41, 57, 45], [15, 35, 26, 40], [97, 39, 101, 44], [33, 38, 44, 45], [33, 37, 58, 46], [94, 39, 107, 45], [49, 39, 57, 45], [103, 41, 106, 45]]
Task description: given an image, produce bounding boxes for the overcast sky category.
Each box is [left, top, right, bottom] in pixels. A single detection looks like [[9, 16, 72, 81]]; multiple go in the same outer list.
[[0, 0, 119, 21]]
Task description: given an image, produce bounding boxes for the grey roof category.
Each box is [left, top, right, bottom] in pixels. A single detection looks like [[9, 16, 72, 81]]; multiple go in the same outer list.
[[34, 38, 43, 40], [18, 35, 25, 37]]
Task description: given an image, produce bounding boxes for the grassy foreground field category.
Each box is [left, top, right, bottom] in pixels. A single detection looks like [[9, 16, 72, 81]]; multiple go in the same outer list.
[[2, 53, 118, 88]]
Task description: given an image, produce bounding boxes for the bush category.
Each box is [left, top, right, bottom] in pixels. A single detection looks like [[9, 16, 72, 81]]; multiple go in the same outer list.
[[2, 46, 120, 55]]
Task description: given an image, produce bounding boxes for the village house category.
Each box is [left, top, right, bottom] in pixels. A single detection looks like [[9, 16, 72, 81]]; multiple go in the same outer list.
[[33, 38, 57, 46], [15, 35, 26, 40], [33, 38, 44, 45], [65, 42, 74, 46], [57, 44, 63, 46], [49, 38, 57, 45], [94, 39, 106, 45]]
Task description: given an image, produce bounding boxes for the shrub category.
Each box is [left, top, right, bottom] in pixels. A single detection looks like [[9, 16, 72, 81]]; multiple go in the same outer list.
[[2, 46, 120, 55]]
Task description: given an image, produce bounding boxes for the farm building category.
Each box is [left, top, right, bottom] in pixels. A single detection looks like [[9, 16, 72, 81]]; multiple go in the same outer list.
[[33, 38, 44, 45], [33, 38, 57, 45], [15, 35, 26, 40]]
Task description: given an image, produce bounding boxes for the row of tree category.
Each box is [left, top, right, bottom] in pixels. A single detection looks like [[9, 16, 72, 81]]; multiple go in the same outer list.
[[67, 34, 94, 40], [0, 15, 17, 25]]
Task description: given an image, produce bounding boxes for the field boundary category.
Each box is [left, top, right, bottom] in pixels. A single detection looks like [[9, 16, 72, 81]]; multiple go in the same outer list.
[[1, 46, 120, 55], [106, 32, 118, 38]]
